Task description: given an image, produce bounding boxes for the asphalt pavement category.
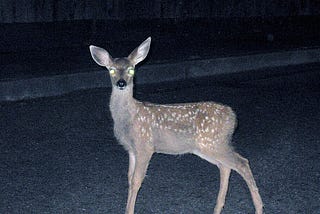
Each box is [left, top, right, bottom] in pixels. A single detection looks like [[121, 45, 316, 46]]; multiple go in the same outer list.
[[0, 63, 320, 213]]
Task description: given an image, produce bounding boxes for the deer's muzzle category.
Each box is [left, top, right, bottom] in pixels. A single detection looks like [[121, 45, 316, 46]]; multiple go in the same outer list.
[[116, 79, 127, 90]]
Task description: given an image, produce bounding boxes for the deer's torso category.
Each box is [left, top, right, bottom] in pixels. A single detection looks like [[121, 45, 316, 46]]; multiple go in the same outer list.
[[110, 90, 237, 155]]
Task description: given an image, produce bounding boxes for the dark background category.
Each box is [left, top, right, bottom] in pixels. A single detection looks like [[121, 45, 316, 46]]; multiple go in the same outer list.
[[1, 0, 320, 83], [1, 0, 320, 53], [2, 0, 320, 22], [1, 1, 320, 214]]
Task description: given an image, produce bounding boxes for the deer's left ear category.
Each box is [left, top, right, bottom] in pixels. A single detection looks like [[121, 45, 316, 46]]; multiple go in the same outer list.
[[89, 45, 113, 68], [128, 37, 151, 66]]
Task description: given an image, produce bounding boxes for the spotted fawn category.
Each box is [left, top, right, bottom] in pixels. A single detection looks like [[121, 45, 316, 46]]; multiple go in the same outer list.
[[89, 37, 263, 214]]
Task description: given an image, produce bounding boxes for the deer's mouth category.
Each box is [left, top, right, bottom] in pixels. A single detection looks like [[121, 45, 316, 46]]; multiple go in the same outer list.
[[116, 79, 127, 90]]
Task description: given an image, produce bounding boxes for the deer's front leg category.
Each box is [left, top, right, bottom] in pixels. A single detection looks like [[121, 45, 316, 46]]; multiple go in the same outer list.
[[126, 150, 153, 214], [128, 151, 136, 187]]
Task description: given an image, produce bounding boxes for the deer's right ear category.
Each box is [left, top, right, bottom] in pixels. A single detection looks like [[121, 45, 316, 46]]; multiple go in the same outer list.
[[89, 45, 113, 67], [128, 37, 151, 66]]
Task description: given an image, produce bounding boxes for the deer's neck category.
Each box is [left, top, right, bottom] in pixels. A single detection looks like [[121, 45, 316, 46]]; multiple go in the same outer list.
[[110, 86, 137, 123]]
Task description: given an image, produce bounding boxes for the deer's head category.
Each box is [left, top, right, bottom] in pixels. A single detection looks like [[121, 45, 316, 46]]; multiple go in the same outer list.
[[89, 37, 151, 90]]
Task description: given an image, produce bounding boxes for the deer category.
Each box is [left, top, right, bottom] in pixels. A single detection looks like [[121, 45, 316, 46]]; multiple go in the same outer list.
[[89, 37, 263, 214]]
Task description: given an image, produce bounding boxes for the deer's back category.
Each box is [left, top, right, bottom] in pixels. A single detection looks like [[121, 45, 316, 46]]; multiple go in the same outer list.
[[132, 101, 237, 154]]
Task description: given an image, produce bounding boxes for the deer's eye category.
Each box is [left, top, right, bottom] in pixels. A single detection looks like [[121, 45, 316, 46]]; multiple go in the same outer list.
[[109, 69, 116, 76], [128, 68, 135, 76]]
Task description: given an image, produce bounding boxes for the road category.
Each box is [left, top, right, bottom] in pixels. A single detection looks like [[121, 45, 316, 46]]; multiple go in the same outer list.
[[1, 63, 320, 213]]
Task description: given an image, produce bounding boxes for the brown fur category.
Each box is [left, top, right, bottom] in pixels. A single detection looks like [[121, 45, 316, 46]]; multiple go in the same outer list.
[[89, 37, 263, 214]]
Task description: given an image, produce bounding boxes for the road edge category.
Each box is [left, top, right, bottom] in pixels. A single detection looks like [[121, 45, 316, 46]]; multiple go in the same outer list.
[[1, 48, 319, 101]]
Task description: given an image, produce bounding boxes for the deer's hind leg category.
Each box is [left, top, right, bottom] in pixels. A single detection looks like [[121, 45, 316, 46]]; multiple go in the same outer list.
[[214, 165, 231, 214], [194, 145, 263, 214], [194, 148, 231, 214], [229, 152, 263, 214]]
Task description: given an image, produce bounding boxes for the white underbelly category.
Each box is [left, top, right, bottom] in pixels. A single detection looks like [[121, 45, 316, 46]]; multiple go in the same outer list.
[[153, 129, 194, 155]]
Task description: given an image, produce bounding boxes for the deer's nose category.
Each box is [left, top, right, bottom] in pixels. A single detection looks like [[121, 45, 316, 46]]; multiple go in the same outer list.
[[116, 79, 127, 89]]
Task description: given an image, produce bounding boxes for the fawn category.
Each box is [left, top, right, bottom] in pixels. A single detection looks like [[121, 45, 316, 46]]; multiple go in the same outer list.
[[89, 37, 263, 214]]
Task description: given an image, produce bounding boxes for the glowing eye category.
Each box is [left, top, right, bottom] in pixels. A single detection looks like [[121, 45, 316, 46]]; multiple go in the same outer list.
[[128, 68, 135, 76], [109, 69, 116, 75]]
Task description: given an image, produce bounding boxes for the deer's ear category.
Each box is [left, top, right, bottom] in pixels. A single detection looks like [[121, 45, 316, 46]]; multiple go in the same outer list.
[[128, 37, 151, 66], [89, 45, 113, 67]]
